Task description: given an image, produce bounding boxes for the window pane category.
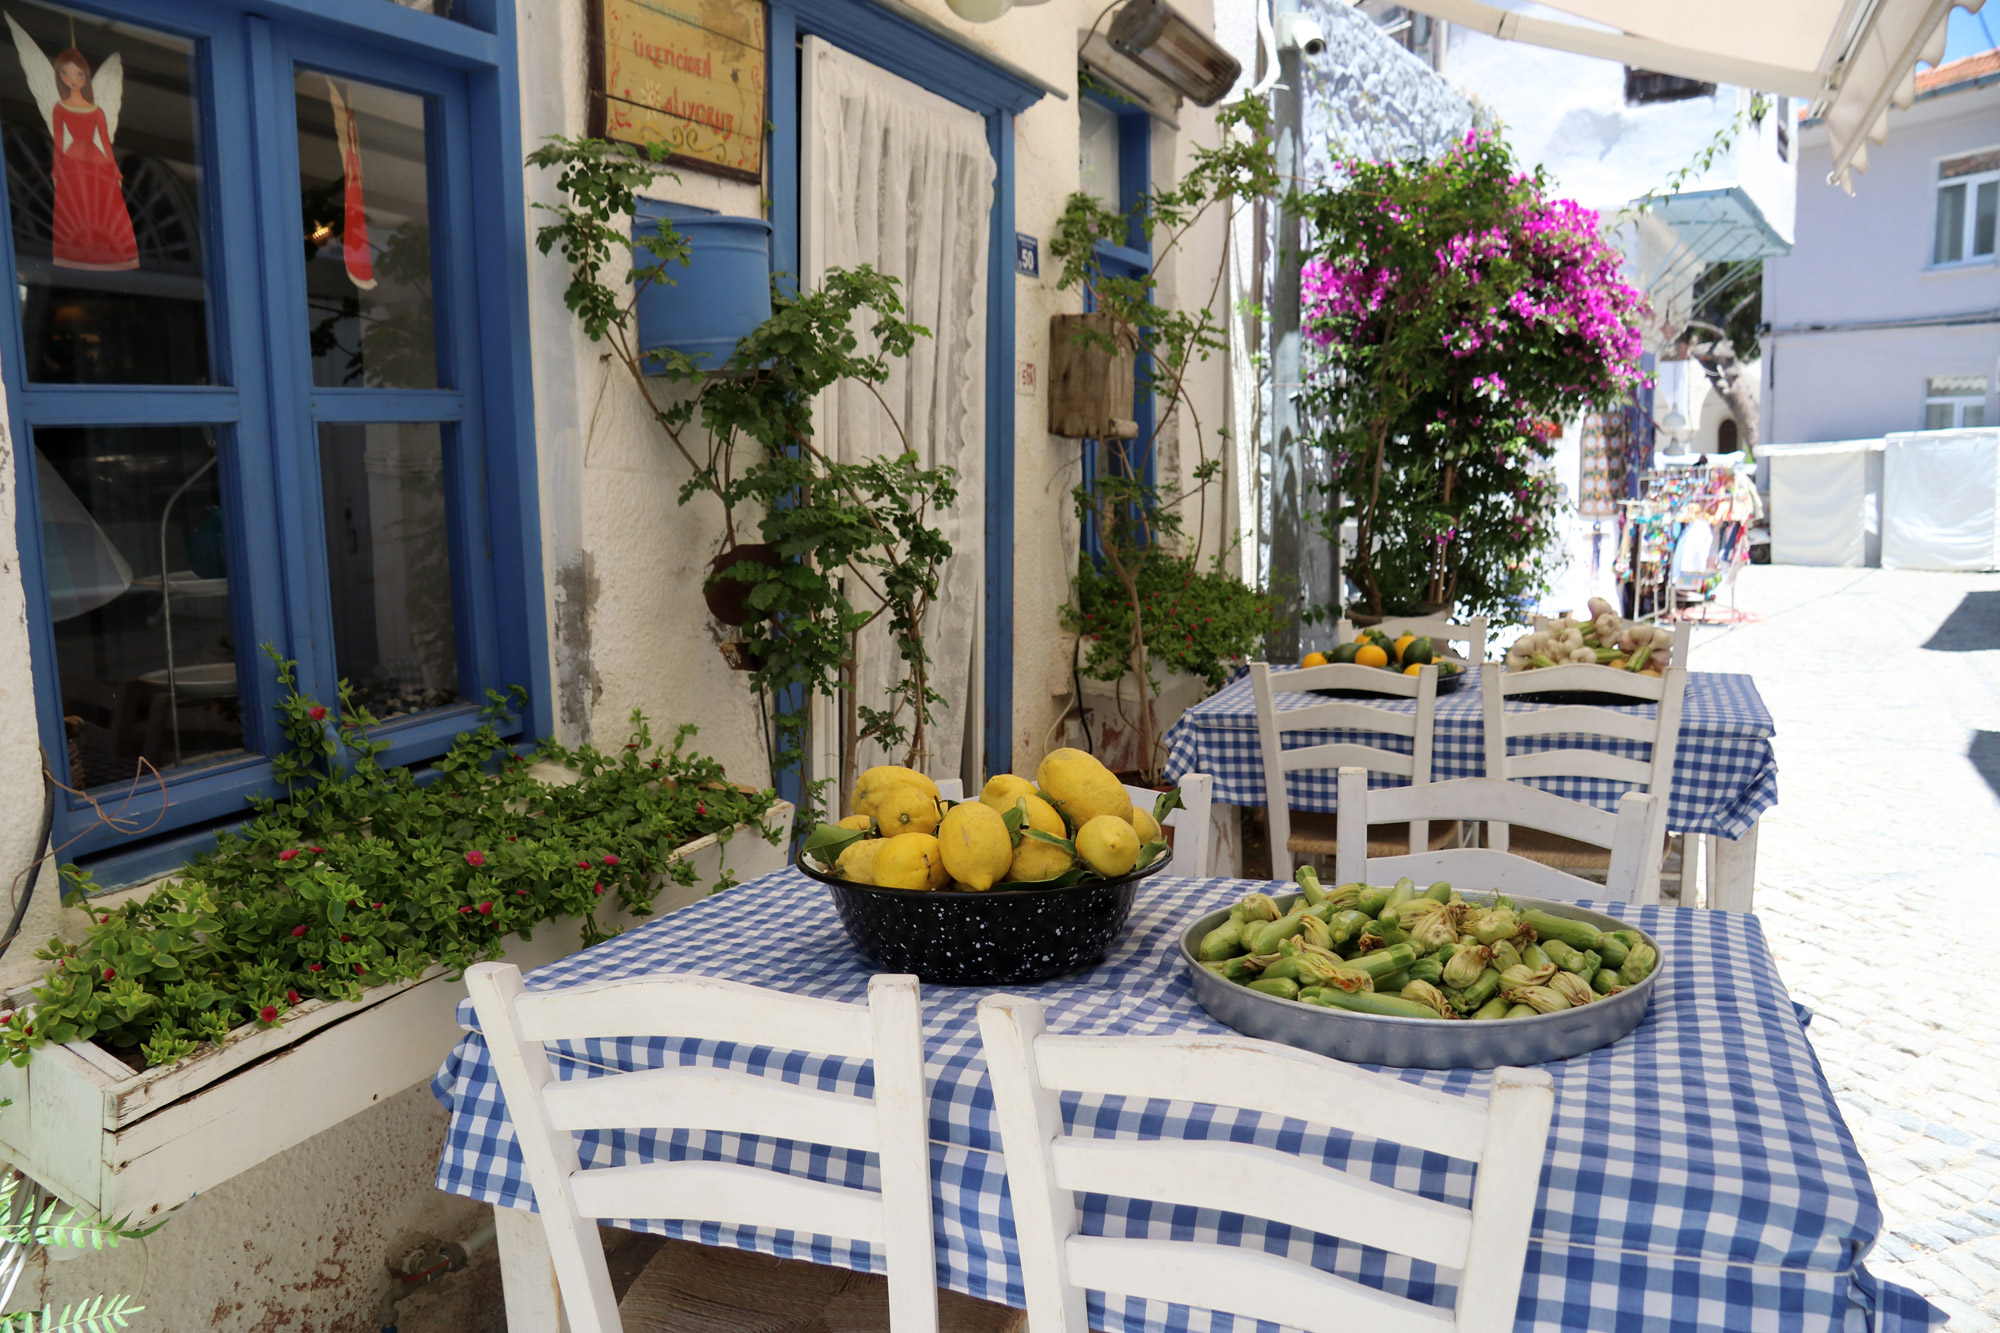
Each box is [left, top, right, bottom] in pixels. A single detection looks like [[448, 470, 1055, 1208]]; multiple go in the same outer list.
[[1079, 100, 1122, 213], [0, 1, 210, 384], [295, 73, 436, 388], [1934, 183, 1966, 264], [1974, 180, 1997, 258], [1924, 401, 1953, 430], [1967, 404, 1988, 429], [318, 422, 459, 718], [34, 425, 245, 788]]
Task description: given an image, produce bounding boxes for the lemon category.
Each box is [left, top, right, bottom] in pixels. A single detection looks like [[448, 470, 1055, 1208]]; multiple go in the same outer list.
[[1131, 805, 1162, 843], [837, 814, 874, 832], [1000, 792, 1065, 839], [938, 801, 1012, 891], [853, 765, 939, 820], [873, 784, 941, 837], [1392, 632, 1416, 663], [1300, 651, 1328, 668], [834, 837, 885, 886], [979, 774, 1039, 813], [1404, 663, 1423, 676], [1005, 836, 1075, 883], [1035, 748, 1132, 828], [1354, 643, 1389, 669], [1075, 815, 1140, 877], [875, 832, 949, 890]]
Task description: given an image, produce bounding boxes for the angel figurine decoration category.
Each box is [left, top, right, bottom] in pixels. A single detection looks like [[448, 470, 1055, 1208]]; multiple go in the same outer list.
[[7, 12, 137, 271]]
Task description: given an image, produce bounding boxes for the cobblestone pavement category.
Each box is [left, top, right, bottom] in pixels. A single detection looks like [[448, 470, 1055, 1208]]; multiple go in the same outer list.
[[1682, 565, 2000, 1330]]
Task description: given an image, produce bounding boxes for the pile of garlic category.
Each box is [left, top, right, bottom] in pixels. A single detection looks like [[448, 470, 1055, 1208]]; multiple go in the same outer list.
[[1504, 597, 1674, 675]]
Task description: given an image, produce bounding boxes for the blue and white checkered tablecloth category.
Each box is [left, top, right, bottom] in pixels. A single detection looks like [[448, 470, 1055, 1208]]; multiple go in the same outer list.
[[431, 870, 1938, 1333], [1162, 669, 1778, 839]]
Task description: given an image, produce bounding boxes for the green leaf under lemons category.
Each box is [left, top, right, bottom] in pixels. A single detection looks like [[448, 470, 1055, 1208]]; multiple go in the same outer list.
[[800, 823, 866, 867], [1151, 787, 1185, 823]]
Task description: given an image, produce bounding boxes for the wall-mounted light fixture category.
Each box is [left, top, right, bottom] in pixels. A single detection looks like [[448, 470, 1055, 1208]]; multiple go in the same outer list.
[[1106, 0, 1242, 106]]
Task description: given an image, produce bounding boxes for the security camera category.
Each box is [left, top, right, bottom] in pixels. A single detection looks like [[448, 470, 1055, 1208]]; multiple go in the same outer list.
[[1277, 13, 1327, 57]]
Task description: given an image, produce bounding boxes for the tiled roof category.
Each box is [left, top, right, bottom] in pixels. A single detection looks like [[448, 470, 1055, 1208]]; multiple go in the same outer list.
[[1916, 47, 2000, 94]]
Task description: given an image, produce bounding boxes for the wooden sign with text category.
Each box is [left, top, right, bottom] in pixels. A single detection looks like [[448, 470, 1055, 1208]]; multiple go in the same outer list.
[[589, 0, 766, 183]]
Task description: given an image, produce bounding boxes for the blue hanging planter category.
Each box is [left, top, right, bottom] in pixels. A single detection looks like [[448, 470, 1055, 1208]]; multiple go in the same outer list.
[[633, 201, 773, 374]]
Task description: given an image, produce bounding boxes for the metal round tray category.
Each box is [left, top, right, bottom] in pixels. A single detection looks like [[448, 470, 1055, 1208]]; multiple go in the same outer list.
[[1179, 894, 1661, 1069]]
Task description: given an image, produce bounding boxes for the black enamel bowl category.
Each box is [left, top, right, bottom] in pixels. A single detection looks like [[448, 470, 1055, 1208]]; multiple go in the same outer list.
[[796, 851, 1175, 985]]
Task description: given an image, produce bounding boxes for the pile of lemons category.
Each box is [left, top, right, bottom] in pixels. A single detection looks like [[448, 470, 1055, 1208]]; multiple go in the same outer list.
[[818, 748, 1169, 892]]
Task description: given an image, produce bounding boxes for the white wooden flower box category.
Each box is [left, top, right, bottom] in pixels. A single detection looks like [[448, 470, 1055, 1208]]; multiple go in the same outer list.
[[0, 801, 792, 1222]]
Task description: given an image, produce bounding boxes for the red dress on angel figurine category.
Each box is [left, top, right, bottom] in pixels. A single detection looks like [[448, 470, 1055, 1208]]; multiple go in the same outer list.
[[50, 100, 137, 271], [6, 18, 139, 272]]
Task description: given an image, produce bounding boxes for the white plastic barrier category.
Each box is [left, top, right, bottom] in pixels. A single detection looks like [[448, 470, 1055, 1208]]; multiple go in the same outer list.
[[1882, 429, 2000, 571], [1763, 439, 1882, 567]]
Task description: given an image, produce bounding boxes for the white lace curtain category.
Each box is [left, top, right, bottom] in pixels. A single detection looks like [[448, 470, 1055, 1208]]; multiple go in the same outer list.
[[802, 37, 992, 786]]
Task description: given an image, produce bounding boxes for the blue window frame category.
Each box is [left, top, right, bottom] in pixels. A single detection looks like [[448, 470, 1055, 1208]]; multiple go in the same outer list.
[[764, 0, 1043, 778], [1079, 87, 1154, 563], [0, 0, 544, 868]]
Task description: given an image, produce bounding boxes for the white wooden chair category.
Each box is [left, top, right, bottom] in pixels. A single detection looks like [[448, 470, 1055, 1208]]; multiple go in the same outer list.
[[1125, 773, 1213, 877], [1339, 614, 1488, 664], [467, 965, 1017, 1333], [1480, 662, 1689, 904], [977, 994, 1555, 1333], [1333, 769, 1658, 903], [1248, 660, 1450, 881]]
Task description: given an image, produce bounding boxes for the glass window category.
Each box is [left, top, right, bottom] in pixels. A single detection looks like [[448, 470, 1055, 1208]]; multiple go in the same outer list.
[[33, 424, 245, 788], [1078, 98, 1121, 214], [1935, 151, 2000, 265], [0, 1, 209, 384], [318, 422, 460, 718], [294, 73, 437, 389], [1925, 375, 1989, 430]]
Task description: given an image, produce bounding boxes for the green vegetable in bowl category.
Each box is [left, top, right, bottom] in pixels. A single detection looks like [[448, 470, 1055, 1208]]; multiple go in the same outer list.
[[1191, 874, 1656, 1020]]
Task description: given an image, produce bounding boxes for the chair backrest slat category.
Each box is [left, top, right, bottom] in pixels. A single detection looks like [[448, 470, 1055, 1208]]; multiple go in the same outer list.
[[1250, 661, 1439, 880], [467, 965, 939, 1333], [1497, 662, 1665, 701], [1031, 1035, 1487, 1158], [541, 1065, 881, 1150], [1503, 749, 1651, 786], [1049, 1138, 1472, 1269], [566, 1159, 888, 1242], [1065, 1235, 1459, 1333], [513, 973, 875, 1057], [978, 995, 1554, 1333], [1334, 770, 1656, 902], [1503, 704, 1658, 744]]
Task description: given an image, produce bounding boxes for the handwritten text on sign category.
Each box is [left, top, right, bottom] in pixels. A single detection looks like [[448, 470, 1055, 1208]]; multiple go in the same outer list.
[[594, 0, 766, 182]]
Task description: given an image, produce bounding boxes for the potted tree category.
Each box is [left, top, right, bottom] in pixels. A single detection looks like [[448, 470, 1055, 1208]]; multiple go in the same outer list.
[[1294, 129, 1649, 622], [1049, 97, 1281, 785]]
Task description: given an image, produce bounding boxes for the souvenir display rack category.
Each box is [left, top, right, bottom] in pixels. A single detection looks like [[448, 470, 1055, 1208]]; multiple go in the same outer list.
[[1615, 462, 1760, 621]]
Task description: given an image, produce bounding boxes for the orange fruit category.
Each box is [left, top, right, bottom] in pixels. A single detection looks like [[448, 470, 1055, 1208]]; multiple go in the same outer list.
[[1354, 643, 1389, 668], [1403, 663, 1423, 676], [1301, 651, 1329, 668]]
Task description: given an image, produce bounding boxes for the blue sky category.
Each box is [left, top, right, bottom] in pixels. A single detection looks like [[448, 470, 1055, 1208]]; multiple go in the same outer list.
[[1940, 5, 1999, 63]]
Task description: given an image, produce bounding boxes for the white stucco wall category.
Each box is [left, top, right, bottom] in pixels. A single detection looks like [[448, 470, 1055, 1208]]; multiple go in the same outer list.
[[0, 4, 1241, 1328], [1763, 80, 2000, 444]]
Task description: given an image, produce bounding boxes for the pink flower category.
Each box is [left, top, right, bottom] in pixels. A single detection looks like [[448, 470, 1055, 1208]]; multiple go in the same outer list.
[[593, 882, 605, 895], [307, 963, 323, 973], [259, 1005, 278, 1023], [576, 860, 591, 869], [308, 706, 327, 721], [465, 850, 486, 867], [600, 854, 620, 867], [291, 924, 308, 937], [101, 967, 115, 981], [286, 989, 301, 1004], [278, 849, 300, 862], [477, 902, 493, 915]]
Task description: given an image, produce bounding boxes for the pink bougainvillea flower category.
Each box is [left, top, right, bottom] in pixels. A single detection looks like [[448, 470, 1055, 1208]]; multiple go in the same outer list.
[[291, 924, 308, 937], [308, 706, 328, 721], [259, 1005, 278, 1023], [465, 850, 486, 867], [278, 849, 300, 862]]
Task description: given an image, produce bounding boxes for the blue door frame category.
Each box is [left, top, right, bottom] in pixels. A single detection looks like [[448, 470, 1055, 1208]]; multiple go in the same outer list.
[[765, 0, 1043, 778], [1080, 87, 1155, 565]]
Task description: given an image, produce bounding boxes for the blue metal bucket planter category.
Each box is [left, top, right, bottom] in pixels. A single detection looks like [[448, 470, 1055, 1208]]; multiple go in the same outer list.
[[633, 202, 773, 373]]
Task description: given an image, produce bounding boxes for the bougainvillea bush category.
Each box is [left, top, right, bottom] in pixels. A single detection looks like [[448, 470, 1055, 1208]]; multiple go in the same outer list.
[[0, 664, 778, 1070], [1296, 128, 1647, 619]]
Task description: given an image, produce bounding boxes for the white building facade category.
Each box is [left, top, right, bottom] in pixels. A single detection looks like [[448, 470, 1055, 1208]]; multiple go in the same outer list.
[[1762, 52, 2000, 444]]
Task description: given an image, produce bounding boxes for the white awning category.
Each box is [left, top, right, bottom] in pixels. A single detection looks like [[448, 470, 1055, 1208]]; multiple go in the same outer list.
[[1399, 0, 1987, 190]]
